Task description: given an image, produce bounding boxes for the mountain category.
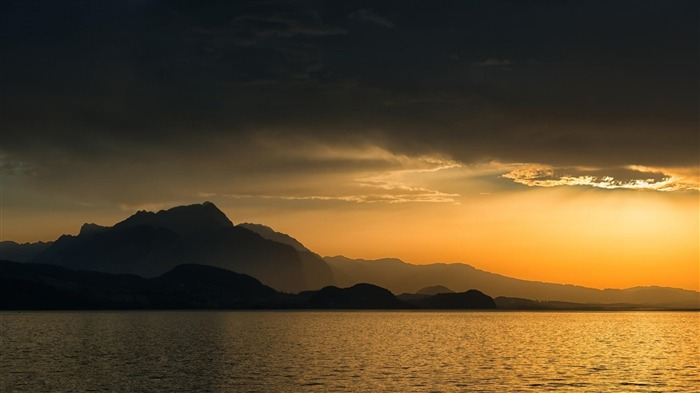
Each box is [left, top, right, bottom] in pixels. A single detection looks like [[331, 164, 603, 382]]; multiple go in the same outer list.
[[79, 223, 109, 236], [3, 260, 681, 311], [325, 256, 700, 308], [0, 261, 416, 310], [30, 202, 318, 293], [238, 223, 334, 290], [423, 290, 496, 309], [6, 201, 697, 307], [180, 226, 308, 292], [1, 260, 150, 309], [304, 283, 409, 309], [238, 223, 309, 252], [149, 264, 281, 308], [113, 201, 233, 235], [34, 225, 188, 277], [0, 260, 281, 309], [416, 285, 455, 295], [398, 290, 496, 309], [0, 241, 52, 262]]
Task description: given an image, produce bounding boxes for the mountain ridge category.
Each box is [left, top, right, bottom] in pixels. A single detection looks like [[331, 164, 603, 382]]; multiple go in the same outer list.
[[3, 202, 697, 308], [238, 223, 334, 290], [113, 201, 234, 235], [27, 202, 334, 293], [0, 261, 496, 310], [325, 255, 700, 308]]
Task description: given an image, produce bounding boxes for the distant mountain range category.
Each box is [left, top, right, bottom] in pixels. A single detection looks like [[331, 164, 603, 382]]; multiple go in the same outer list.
[[0, 241, 51, 262], [1, 202, 698, 309], [326, 256, 700, 308]]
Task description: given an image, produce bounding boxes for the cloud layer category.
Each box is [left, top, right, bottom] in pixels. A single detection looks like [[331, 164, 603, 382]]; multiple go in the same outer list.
[[1, 0, 698, 208]]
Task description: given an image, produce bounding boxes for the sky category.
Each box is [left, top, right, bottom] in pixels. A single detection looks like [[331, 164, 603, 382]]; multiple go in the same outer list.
[[1, 0, 698, 290]]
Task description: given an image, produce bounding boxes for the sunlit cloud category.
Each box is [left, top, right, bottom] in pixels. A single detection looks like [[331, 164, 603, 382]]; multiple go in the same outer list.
[[355, 156, 461, 191], [223, 190, 459, 204], [209, 146, 462, 204], [501, 164, 699, 192]]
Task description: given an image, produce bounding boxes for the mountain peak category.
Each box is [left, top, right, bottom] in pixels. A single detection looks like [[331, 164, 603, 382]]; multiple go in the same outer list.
[[79, 223, 108, 236], [115, 202, 233, 235]]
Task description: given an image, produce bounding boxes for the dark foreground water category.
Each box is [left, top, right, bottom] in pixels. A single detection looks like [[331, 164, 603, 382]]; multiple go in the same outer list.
[[1, 311, 698, 392]]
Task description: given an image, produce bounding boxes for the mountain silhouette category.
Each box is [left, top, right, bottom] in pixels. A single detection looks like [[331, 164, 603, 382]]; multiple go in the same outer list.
[[0, 241, 52, 262], [34, 224, 187, 277], [79, 223, 109, 236], [0, 260, 281, 309], [421, 290, 497, 309], [417, 285, 455, 295], [4, 201, 698, 308], [325, 256, 700, 308], [0, 261, 424, 310], [30, 202, 321, 292], [1, 260, 690, 311], [1, 260, 149, 309], [398, 289, 496, 309], [114, 201, 233, 235], [304, 283, 409, 309], [150, 264, 282, 308], [238, 223, 309, 252], [239, 223, 334, 290]]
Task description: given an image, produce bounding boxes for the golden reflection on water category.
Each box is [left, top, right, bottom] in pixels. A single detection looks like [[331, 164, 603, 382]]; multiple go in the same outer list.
[[1, 311, 699, 392]]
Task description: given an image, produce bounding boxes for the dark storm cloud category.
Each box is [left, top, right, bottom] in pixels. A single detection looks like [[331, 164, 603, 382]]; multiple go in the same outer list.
[[1, 0, 698, 202], [348, 8, 395, 28]]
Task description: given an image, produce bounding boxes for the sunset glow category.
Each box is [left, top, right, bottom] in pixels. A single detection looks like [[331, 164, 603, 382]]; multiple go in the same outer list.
[[1, 0, 698, 292], [2, 3, 699, 393]]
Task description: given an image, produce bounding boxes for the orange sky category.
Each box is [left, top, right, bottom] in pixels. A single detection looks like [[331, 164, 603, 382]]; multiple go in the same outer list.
[[5, 157, 696, 291], [233, 186, 699, 291], [3, 2, 698, 293]]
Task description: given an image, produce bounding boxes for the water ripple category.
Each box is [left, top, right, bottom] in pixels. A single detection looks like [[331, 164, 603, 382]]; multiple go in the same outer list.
[[1, 311, 698, 392]]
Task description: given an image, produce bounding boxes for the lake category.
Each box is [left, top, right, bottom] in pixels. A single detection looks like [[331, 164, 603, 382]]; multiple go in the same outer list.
[[1, 311, 698, 392]]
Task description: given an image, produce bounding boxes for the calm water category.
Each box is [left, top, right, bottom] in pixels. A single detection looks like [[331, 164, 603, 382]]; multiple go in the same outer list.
[[1, 311, 698, 392]]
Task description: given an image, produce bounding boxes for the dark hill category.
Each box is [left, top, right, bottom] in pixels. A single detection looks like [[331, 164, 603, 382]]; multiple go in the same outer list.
[[0, 260, 280, 310], [158, 264, 278, 298], [399, 290, 496, 309], [423, 290, 496, 309], [307, 283, 408, 309], [0, 260, 149, 309], [151, 264, 280, 308], [1, 261, 409, 310], [7, 261, 658, 311]]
